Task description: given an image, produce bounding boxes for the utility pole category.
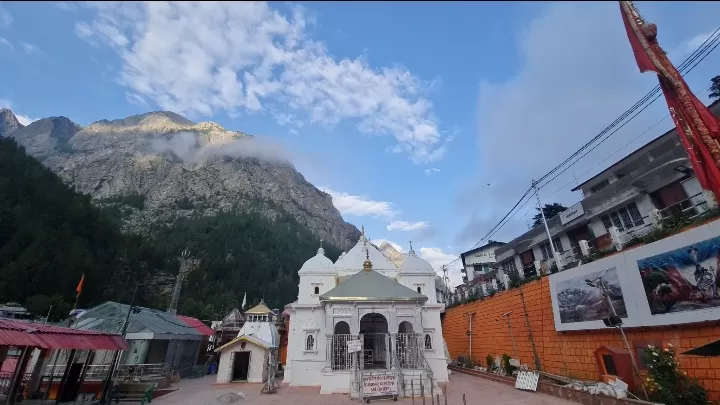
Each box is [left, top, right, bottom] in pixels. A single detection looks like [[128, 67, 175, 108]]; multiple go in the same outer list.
[[100, 283, 141, 404], [586, 271, 648, 400], [442, 265, 449, 303], [532, 179, 563, 271]]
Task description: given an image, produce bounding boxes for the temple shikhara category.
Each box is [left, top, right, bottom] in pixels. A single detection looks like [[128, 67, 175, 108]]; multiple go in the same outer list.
[[283, 230, 448, 397]]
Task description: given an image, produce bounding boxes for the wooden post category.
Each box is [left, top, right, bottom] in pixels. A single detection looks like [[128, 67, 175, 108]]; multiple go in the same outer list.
[[421, 378, 425, 405], [443, 388, 448, 405], [436, 393, 440, 405], [462, 393, 467, 405]]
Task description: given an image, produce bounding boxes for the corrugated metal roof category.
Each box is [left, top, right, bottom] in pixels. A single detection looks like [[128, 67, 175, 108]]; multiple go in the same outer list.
[[70, 302, 201, 337], [177, 315, 214, 336], [320, 269, 427, 302], [0, 319, 127, 350]]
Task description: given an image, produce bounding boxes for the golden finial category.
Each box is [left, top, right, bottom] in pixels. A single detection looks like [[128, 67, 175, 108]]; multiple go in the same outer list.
[[363, 247, 373, 272]]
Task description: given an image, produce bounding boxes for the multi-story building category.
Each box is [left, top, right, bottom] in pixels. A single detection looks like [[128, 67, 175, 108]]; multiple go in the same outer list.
[[459, 241, 506, 284], [493, 100, 720, 283]]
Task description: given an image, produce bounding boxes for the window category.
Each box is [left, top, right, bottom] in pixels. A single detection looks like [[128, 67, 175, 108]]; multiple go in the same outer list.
[[414, 284, 425, 295], [601, 202, 645, 232], [305, 335, 315, 351], [314, 286, 319, 295], [417, 287, 422, 294], [424, 334, 433, 350], [501, 259, 517, 273]]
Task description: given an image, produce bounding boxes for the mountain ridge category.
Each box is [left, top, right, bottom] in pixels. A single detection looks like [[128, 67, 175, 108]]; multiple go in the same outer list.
[[0, 108, 360, 251]]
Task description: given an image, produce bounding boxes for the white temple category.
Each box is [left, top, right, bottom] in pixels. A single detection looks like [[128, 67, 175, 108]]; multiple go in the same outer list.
[[284, 230, 449, 397], [215, 301, 280, 383]]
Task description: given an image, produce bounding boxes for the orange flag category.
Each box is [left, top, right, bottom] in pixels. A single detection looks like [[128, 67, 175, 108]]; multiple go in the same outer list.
[[76, 273, 85, 297]]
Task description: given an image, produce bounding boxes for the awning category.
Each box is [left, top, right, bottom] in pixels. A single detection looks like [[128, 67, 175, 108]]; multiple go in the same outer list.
[[0, 319, 128, 350], [177, 315, 215, 337], [683, 339, 720, 357]]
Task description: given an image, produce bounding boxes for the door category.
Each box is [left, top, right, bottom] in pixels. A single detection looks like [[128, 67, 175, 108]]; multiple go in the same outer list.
[[232, 352, 250, 381], [59, 363, 84, 401]]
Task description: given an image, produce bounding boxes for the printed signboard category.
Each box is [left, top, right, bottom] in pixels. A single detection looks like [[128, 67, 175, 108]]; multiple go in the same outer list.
[[362, 373, 398, 398], [559, 202, 585, 225], [347, 339, 362, 354]]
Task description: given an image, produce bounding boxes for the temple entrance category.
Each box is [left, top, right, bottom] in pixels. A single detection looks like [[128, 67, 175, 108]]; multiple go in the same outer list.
[[360, 313, 388, 369]]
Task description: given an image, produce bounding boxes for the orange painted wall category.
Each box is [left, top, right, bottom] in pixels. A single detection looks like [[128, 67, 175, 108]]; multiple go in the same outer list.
[[443, 277, 720, 400], [279, 317, 289, 365]]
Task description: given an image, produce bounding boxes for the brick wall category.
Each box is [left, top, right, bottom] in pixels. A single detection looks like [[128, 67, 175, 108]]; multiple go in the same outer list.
[[443, 277, 720, 400]]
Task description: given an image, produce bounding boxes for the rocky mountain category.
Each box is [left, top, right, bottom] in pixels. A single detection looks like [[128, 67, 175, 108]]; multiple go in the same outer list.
[[0, 109, 360, 251], [0, 108, 23, 137]]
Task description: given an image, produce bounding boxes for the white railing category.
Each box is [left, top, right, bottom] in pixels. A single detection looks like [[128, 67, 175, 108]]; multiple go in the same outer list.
[[393, 334, 423, 369]]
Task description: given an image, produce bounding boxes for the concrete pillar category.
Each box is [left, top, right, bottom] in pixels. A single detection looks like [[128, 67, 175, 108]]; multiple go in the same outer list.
[[703, 189, 718, 209], [579, 240, 590, 256], [608, 226, 623, 251], [26, 348, 52, 398], [649, 208, 663, 229]]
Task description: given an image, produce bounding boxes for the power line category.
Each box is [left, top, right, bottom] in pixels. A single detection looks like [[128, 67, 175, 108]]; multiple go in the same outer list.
[[474, 26, 720, 246], [445, 25, 720, 275]]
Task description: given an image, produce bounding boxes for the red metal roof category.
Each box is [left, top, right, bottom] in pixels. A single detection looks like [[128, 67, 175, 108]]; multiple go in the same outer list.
[[0, 319, 128, 350], [177, 315, 215, 337]]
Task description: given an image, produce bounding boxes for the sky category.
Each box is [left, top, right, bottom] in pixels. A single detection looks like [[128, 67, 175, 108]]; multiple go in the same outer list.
[[1, 1, 719, 288]]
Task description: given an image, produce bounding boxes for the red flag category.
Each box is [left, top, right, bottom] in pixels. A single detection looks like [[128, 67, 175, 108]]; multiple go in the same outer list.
[[618, 1, 720, 199], [76, 273, 85, 297], [619, 2, 657, 73]]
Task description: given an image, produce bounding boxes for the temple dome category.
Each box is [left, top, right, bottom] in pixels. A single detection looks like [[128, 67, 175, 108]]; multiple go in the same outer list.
[[299, 247, 335, 274], [399, 243, 435, 275]]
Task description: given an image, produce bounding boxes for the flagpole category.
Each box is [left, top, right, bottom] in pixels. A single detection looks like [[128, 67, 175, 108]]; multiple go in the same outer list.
[[74, 273, 85, 312]]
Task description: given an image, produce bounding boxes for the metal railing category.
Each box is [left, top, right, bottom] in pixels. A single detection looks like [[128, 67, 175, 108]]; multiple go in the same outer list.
[[326, 334, 359, 371], [394, 334, 423, 369], [43, 363, 169, 381]]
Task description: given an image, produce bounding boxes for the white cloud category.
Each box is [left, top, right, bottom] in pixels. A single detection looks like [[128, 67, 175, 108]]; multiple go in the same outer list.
[[683, 30, 716, 54], [418, 247, 463, 287], [15, 114, 36, 126], [73, 2, 448, 164], [55, 2, 79, 11], [320, 187, 396, 218], [387, 220, 430, 232], [0, 5, 12, 29], [424, 167, 440, 175], [20, 42, 40, 55], [457, 2, 720, 247], [0, 37, 13, 51]]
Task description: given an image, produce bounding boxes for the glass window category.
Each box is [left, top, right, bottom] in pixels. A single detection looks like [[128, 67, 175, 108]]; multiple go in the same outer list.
[[424, 334, 432, 350], [306, 335, 315, 351]]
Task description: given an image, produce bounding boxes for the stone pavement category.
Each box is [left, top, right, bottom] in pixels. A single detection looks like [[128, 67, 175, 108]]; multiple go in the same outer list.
[[152, 373, 578, 405]]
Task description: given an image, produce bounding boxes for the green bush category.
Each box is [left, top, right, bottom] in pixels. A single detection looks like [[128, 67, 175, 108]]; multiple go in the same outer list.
[[642, 344, 708, 405], [501, 353, 517, 377], [486, 354, 494, 371]]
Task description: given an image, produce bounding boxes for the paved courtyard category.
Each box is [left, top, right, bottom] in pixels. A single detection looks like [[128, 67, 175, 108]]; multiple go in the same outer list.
[[152, 373, 578, 405]]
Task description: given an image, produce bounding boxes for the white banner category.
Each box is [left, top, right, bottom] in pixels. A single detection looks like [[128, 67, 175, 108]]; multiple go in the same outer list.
[[362, 373, 398, 398]]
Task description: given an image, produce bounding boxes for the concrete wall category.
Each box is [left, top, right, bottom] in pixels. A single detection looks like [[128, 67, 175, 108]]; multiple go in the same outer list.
[[216, 341, 267, 384]]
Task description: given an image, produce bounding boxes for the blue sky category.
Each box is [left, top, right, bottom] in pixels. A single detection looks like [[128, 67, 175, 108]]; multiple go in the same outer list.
[[1, 1, 719, 286]]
